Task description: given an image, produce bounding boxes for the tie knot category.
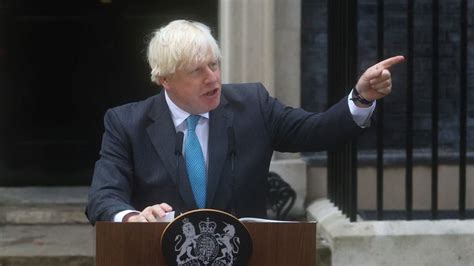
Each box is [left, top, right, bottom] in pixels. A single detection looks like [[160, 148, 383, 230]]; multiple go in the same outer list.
[[186, 115, 200, 131]]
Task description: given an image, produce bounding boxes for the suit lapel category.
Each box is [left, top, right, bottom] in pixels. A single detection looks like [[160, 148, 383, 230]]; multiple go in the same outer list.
[[146, 93, 197, 209], [207, 96, 232, 207]]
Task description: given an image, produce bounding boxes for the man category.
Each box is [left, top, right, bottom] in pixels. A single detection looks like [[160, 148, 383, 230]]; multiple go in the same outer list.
[[86, 20, 404, 224]]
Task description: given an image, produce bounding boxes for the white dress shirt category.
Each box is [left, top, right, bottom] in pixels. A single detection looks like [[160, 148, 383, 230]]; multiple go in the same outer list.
[[348, 89, 376, 127], [113, 88, 374, 222], [164, 91, 210, 166]]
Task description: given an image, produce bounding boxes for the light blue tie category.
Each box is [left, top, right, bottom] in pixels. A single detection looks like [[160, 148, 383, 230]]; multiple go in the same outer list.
[[184, 115, 207, 208]]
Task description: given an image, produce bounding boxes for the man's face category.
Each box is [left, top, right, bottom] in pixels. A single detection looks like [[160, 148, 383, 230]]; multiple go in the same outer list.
[[161, 59, 221, 114]]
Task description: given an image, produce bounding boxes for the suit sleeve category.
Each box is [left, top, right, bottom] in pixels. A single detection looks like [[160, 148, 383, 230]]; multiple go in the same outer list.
[[86, 108, 136, 225], [255, 83, 365, 152]]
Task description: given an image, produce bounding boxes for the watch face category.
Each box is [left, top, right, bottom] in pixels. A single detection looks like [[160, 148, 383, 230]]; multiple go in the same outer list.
[[161, 209, 252, 266]]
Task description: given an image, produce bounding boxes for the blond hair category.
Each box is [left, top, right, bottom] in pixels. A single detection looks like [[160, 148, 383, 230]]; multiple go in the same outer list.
[[147, 20, 221, 84]]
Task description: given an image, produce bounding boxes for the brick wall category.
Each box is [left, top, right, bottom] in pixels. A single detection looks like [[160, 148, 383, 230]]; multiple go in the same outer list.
[[302, 0, 474, 154]]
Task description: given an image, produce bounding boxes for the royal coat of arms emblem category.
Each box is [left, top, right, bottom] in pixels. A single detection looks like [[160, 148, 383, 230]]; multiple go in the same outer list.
[[161, 209, 252, 266]]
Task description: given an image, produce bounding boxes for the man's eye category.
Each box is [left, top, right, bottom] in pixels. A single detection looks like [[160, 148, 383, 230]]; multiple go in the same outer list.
[[190, 68, 200, 74], [209, 62, 218, 70]]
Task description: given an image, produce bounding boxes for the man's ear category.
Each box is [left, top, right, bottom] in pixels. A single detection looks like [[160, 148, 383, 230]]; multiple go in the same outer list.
[[159, 76, 170, 89]]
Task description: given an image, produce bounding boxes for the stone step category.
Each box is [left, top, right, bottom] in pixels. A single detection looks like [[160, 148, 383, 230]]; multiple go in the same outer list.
[[0, 187, 89, 225], [0, 256, 93, 266], [0, 225, 95, 266], [0, 187, 89, 205], [0, 205, 88, 225]]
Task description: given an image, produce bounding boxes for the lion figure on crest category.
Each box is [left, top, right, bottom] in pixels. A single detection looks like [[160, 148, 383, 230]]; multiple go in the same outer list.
[[174, 219, 198, 264]]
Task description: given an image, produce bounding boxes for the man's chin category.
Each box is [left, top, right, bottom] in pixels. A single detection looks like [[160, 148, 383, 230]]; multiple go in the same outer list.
[[200, 91, 221, 112], [203, 99, 220, 113]]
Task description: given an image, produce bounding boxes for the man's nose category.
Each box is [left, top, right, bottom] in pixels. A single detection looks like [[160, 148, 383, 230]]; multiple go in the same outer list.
[[204, 67, 218, 84]]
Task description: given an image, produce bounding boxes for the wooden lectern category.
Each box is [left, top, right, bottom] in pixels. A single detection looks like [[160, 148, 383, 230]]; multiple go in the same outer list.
[[96, 222, 316, 265]]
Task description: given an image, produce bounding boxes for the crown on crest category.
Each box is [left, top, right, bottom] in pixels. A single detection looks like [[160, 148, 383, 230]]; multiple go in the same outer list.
[[199, 217, 217, 234]]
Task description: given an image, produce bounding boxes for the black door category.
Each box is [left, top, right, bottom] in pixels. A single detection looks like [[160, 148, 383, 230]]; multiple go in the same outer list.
[[0, 0, 217, 185]]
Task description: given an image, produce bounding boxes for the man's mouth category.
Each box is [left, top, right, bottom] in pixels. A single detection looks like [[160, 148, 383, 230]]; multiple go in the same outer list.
[[203, 88, 218, 97]]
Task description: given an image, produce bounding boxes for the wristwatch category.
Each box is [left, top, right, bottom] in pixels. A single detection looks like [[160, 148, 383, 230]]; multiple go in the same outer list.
[[350, 88, 374, 105]]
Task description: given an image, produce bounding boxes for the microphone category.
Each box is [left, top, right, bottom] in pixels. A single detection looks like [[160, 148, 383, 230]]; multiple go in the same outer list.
[[175, 131, 184, 179], [227, 127, 238, 215], [227, 127, 236, 171], [169, 131, 184, 215]]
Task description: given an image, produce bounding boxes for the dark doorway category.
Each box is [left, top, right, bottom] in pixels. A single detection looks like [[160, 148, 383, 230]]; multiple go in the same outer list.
[[0, 0, 218, 186]]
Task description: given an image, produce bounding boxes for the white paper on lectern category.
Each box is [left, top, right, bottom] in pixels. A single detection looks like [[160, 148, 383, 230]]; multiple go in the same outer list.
[[157, 211, 175, 222], [238, 217, 308, 223]]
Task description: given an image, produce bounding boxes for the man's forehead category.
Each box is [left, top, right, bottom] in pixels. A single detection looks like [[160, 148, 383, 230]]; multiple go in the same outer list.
[[180, 57, 217, 70]]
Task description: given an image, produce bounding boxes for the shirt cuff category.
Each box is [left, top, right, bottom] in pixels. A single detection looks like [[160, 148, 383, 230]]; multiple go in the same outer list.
[[114, 210, 139, 222], [347, 89, 376, 128]]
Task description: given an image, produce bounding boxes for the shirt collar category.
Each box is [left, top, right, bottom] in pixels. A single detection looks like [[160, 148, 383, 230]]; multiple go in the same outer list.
[[164, 90, 209, 128]]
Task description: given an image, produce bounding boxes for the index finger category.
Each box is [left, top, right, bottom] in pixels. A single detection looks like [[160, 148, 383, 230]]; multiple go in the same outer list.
[[159, 203, 173, 212], [377, 55, 405, 69], [150, 203, 173, 217]]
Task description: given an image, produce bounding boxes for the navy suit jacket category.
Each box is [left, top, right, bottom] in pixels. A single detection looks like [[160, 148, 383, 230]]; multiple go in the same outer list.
[[86, 83, 364, 224]]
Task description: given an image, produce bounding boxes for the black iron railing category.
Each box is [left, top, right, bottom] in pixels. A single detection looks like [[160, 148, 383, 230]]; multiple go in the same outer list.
[[327, 0, 359, 222], [326, 0, 470, 221]]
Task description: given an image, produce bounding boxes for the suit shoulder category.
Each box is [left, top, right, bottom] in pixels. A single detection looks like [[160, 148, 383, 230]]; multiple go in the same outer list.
[[106, 94, 160, 124]]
